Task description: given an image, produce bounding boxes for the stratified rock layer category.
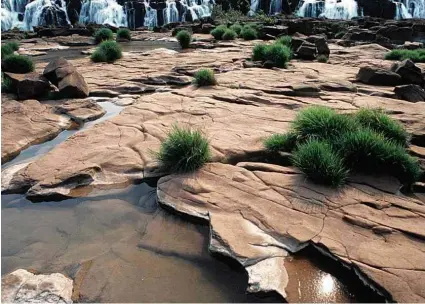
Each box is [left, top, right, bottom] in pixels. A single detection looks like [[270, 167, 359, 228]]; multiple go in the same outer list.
[[157, 162, 425, 302], [1, 269, 73, 303]]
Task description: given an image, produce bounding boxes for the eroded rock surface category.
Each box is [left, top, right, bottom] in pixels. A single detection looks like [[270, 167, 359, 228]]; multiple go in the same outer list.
[[157, 162, 425, 302], [1, 269, 73, 303], [1, 99, 71, 163]]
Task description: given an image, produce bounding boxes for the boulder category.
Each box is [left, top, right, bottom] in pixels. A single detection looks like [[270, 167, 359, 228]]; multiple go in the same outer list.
[[4, 72, 51, 100], [296, 42, 317, 60], [377, 26, 413, 42], [1, 269, 73, 303], [403, 41, 424, 50], [356, 66, 402, 86], [262, 25, 289, 38], [344, 30, 376, 42], [43, 57, 89, 98], [391, 59, 424, 85], [290, 36, 305, 52], [394, 84, 425, 102], [306, 35, 330, 55]]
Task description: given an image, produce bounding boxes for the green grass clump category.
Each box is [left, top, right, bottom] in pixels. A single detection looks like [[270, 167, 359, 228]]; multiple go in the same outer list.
[[240, 25, 258, 40], [292, 139, 349, 187], [1, 44, 14, 58], [354, 108, 409, 146], [292, 106, 356, 141], [2, 54, 34, 73], [176, 30, 192, 49], [338, 129, 421, 185], [211, 25, 227, 40], [229, 23, 242, 36], [156, 125, 210, 173], [91, 41, 122, 63], [116, 28, 131, 40], [276, 35, 291, 47], [193, 69, 217, 86], [263, 106, 421, 188], [94, 27, 114, 44], [317, 55, 328, 63], [252, 43, 292, 68], [222, 29, 237, 40], [1, 72, 13, 92], [6, 41, 19, 51], [384, 49, 425, 63], [264, 132, 298, 152]]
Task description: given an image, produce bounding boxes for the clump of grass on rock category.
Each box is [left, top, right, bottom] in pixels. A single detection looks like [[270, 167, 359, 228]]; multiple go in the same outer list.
[[211, 25, 228, 40], [229, 23, 242, 36], [222, 29, 237, 40], [317, 55, 328, 63], [2, 54, 34, 73], [263, 106, 422, 188], [193, 68, 217, 86], [91, 41, 122, 63], [240, 25, 258, 40], [116, 28, 131, 40], [2, 41, 20, 58], [276, 35, 291, 47], [384, 49, 425, 63], [176, 30, 192, 49], [94, 27, 114, 44], [252, 43, 292, 68], [156, 125, 210, 173]]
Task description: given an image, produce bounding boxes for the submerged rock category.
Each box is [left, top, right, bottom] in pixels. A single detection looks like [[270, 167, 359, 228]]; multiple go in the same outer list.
[[157, 162, 425, 302], [1, 269, 73, 303]]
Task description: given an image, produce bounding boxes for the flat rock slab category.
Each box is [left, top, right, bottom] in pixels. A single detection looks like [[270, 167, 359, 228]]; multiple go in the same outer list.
[[54, 99, 106, 122], [1, 99, 71, 163], [1, 269, 73, 303], [157, 162, 425, 302]]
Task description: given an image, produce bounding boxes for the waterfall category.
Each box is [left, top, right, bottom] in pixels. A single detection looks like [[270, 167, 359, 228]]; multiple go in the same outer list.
[[180, 0, 213, 22], [405, 0, 425, 18], [269, 0, 282, 15], [296, 0, 358, 19], [22, 0, 70, 30], [143, 0, 157, 28], [248, 0, 260, 16], [163, 0, 179, 24], [1, 0, 27, 31], [394, 1, 412, 19], [79, 0, 127, 27]]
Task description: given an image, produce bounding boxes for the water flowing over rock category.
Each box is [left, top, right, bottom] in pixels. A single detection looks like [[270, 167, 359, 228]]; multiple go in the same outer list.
[[78, 0, 127, 27], [296, 0, 360, 19], [1, 269, 73, 303]]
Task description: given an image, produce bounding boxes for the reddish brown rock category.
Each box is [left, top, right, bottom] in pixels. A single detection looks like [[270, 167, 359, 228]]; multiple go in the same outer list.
[[4, 72, 51, 100]]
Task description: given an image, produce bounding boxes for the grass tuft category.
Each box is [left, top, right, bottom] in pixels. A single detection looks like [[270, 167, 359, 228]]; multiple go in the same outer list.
[[240, 25, 258, 40], [156, 125, 210, 173], [2, 54, 34, 73], [211, 25, 227, 40], [117, 28, 131, 40], [264, 132, 298, 152], [292, 139, 349, 187], [91, 41, 122, 63], [384, 49, 425, 63], [222, 29, 237, 40], [252, 43, 292, 68], [193, 69, 217, 86], [176, 30, 192, 49], [94, 28, 114, 44], [229, 23, 242, 36], [276, 35, 291, 47], [317, 54, 328, 63]]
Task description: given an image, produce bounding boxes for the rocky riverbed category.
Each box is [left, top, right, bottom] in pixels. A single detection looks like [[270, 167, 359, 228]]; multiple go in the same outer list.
[[2, 24, 425, 303]]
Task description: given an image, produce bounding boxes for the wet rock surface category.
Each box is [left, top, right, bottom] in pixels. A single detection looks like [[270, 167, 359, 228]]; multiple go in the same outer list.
[[1, 269, 73, 303]]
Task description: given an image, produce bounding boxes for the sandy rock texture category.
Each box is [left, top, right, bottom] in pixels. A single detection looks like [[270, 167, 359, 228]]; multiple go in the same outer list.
[[1, 269, 73, 303], [157, 162, 425, 302]]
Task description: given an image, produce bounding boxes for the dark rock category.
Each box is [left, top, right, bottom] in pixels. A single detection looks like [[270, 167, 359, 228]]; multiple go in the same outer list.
[[201, 23, 215, 34], [394, 84, 425, 102], [43, 57, 89, 98], [377, 26, 413, 42], [262, 60, 276, 69], [4, 72, 51, 100], [296, 42, 317, 60], [307, 35, 329, 55], [391, 59, 424, 85], [290, 36, 306, 51], [403, 41, 424, 50], [356, 66, 402, 86], [262, 25, 289, 38], [243, 61, 262, 68], [344, 29, 376, 42]]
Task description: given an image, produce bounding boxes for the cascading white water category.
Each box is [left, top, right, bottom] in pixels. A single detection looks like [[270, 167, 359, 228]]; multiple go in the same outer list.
[[269, 0, 282, 15], [163, 0, 179, 24], [1, 0, 27, 31], [79, 0, 127, 27], [23, 0, 70, 30], [394, 1, 412, 19], [248, 0, 260, 16], [180, 0, 213, 22], [143, 0, 157, 28], [404, 0, 425, 18], [297, 0, 359, 19]]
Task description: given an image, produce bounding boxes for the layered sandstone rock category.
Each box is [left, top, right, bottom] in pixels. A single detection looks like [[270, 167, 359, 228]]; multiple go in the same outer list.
[[157, 162, 425, 302]]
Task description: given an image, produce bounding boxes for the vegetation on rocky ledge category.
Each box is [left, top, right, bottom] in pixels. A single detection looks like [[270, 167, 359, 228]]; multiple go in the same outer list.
[[91, 41, 122, 63], [264, 106, 422, 187], [176, 30, 192, 49], [211, 25, 228, 40], [222, 29, 238, 40], [156, 125, 211, 173], [116, 28, 131, 40], [2, 54, 34, 73], [317, 55, 329, 63], [385, 49, 425, 63], [240, 25, 258, 40], [193, 69, 217, 86], [94, 28, 114, 44], [252, 42, 292, 68]]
